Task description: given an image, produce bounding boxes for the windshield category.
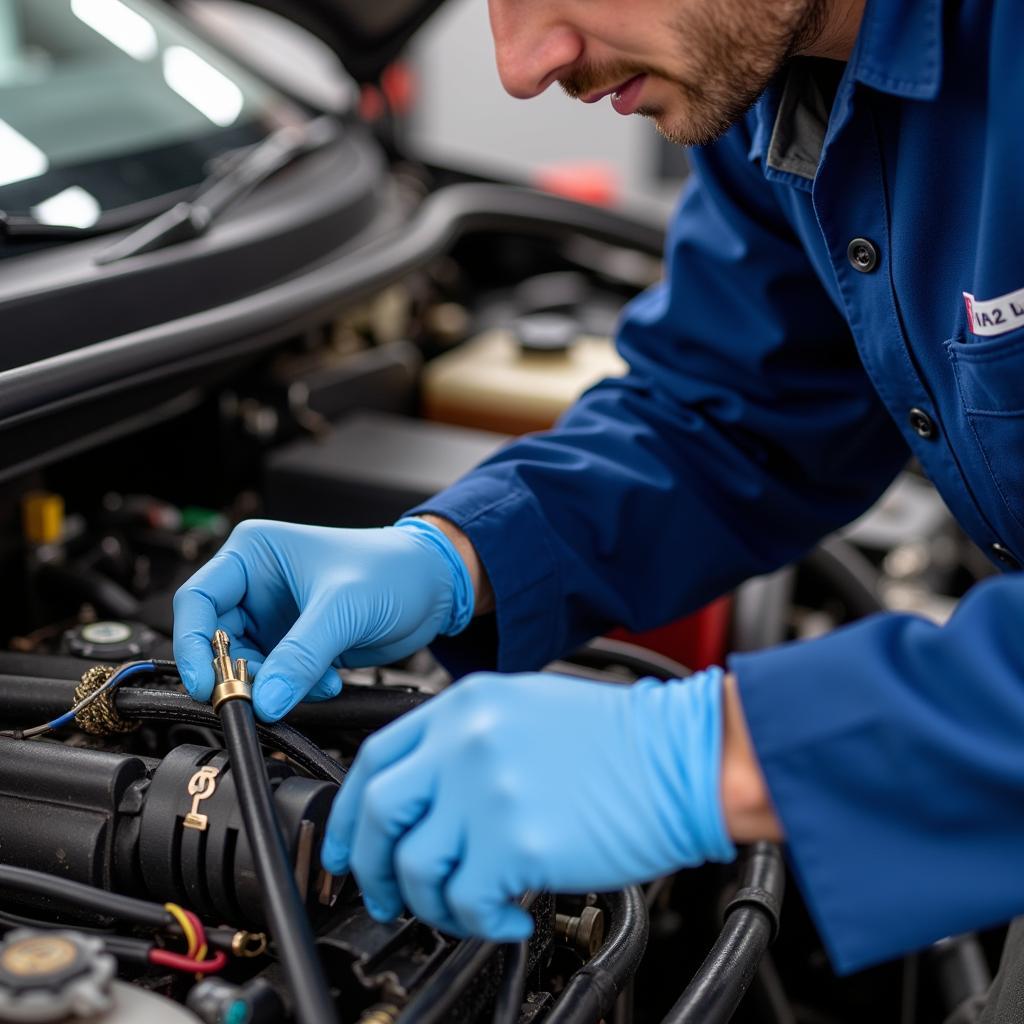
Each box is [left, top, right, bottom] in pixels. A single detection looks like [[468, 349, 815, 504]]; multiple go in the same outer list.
[[0, 0, 303, 227]]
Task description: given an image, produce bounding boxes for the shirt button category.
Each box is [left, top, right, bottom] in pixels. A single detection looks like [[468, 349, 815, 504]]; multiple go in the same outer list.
[[847, 237, 879, 273], [908, 408, 937, 440], [991, 543, 1021, 571]]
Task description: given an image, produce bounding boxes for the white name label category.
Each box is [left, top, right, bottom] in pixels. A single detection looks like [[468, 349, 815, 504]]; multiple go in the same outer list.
[[963, 286, 1024, 337]]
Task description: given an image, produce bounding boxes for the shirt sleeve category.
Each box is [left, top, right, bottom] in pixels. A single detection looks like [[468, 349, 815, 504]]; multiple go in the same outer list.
[[411, 119, 908, 671], [731, 572, 1024, 973]]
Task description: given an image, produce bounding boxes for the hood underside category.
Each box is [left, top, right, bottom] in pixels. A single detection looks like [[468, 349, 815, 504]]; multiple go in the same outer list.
[[232, 0, 448, 83]]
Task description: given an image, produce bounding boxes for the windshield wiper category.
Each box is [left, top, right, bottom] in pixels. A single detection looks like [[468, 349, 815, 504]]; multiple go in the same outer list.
[[94, 115, 338, 265], [0, 117, 338, 252], [0, 209, 111, 240]]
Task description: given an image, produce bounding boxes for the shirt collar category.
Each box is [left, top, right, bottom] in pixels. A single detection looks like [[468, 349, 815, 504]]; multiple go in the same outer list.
[[746, 0, 944, 182], [851, 0, 944, 101]]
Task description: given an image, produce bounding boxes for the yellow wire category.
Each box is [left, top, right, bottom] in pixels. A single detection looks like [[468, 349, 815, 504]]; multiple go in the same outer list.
[[186, 909, 208, 963], [164, 902, 198, 959]]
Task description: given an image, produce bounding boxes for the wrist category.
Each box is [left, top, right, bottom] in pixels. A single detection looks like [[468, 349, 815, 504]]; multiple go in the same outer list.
[[415, 514, 495, 616], [720, 672, 783, 843], [393, 518, 475, 634]]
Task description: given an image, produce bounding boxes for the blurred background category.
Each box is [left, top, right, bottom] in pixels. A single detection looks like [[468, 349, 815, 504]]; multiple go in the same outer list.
[[184, 0, 690, 208]]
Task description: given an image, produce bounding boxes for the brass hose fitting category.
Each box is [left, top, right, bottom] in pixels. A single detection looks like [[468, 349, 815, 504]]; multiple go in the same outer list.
[[231, 931, 269, 959], [210, 630, 251, 711]]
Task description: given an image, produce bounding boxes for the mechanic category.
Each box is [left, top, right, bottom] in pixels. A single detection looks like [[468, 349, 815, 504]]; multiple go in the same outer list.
[[173, 0, 1024, 977]]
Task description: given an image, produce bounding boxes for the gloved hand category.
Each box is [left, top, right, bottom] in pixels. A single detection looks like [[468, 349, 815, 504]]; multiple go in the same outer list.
[[172, 518, 474, 721], [321, 668, 735, 940]]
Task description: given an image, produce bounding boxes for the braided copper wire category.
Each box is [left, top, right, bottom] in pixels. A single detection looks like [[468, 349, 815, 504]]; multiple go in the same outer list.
[[72, 665, 139, 735]]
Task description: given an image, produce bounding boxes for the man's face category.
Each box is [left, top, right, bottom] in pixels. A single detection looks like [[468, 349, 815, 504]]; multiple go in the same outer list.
[[487, 0, 829, 146]]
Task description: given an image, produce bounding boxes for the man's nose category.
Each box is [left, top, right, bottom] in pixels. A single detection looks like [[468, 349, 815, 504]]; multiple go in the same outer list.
[[488, 0, 584, 99]]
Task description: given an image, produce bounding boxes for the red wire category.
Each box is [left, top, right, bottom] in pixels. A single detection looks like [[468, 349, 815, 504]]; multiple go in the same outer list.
[[183, 908, 207, 957], [149, 948, 227, 974]]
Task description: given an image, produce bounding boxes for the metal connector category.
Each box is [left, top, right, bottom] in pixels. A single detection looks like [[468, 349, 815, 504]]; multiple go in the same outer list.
[[231, 930, 269, 959], [210, 630, 251, 711], [555, 906, 605, 958]]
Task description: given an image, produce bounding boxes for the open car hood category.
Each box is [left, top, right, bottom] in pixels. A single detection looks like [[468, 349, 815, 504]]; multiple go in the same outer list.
[[235, 0, 449, 83]]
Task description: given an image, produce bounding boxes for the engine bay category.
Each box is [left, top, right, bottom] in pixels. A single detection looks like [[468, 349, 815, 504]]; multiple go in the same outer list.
[[0, 181, 1005, 1024]]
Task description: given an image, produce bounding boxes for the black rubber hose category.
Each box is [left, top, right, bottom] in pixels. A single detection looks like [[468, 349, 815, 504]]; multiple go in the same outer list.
[[492, 941, 529, 1024], [664, 911, 773, 1024], [927, 934, 992, 1015], [288, 686, 429, 731], [0, 910, 155, 965], [544, 887, 650, 1024], [0, 865, 171, 929], [0, 681, 343, 784], [0, 903, 239, 952], [35, 562, 141, 619], [396, 937, 497, 1024], [802, 536, 886, 620], [660, 843, 785, 1024], [217, 697, 336, 1024], [0, 671, 423, 744], [119, 689, 347, 784], [396, 893, 538, 1024], [566, 637, 690, 682], [729, 568, 797, 653], [0, 184, 665, 425]]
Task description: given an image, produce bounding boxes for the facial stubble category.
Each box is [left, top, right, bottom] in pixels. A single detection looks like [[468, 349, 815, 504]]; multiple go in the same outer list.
[[559, 0, 831, 147]]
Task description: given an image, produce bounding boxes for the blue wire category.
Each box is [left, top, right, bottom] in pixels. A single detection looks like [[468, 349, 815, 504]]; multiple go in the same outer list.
[[44, 661, 156, 731]]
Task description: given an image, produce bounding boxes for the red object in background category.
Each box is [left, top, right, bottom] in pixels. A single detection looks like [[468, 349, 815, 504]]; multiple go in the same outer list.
[[358, 84, 386, 122], [533, 162, 621, 208], [359, 62, 418, 122], [381, 62, 416, 115], [611, 595, 732, 672]]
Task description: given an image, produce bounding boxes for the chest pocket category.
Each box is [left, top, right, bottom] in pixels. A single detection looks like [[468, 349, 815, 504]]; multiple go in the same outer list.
[[947, 325, 1024, 532]]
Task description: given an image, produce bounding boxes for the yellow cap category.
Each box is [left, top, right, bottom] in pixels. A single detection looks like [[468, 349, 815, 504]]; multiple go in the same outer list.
[[22, 491, 65, 546]]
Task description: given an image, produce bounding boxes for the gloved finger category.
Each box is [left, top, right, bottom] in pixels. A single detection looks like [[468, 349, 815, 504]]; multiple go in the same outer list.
[[394, 807, 465, 936], [306, 668, 343, 702], [253, 599, 347, 721], [321, 710, 428, 875], [350, 755, 434, 920], [173, 551, 249, 699], [218, 607, 250, 643], [230, 639, 264, 679], [337, 618, 442, 670], [178, 629, 264, 703], [445, 863, 534, 942]]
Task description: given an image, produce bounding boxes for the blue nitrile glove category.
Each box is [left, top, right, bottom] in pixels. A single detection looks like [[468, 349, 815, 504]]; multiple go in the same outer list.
[[172, 518, 473, 721], [321, 668, 736, 939]]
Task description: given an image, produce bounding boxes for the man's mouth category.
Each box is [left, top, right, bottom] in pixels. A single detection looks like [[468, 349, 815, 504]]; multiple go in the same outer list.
[[610, 74, 647, 115], [581, 73, 648, 115]]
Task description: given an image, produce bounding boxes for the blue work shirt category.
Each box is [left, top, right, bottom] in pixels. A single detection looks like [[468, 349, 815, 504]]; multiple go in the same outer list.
[[413, 0, 1024, 973]]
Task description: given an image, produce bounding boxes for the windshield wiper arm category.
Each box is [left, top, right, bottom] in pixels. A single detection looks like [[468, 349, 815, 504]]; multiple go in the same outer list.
[[95, 115, 338, 265], [0, 210, 105, 240]]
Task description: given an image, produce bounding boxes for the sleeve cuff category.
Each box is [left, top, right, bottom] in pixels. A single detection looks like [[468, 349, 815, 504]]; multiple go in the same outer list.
[[726, 611, 1021, 976], [408, 480, 565, 673], [730, 630, 893, 975]]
